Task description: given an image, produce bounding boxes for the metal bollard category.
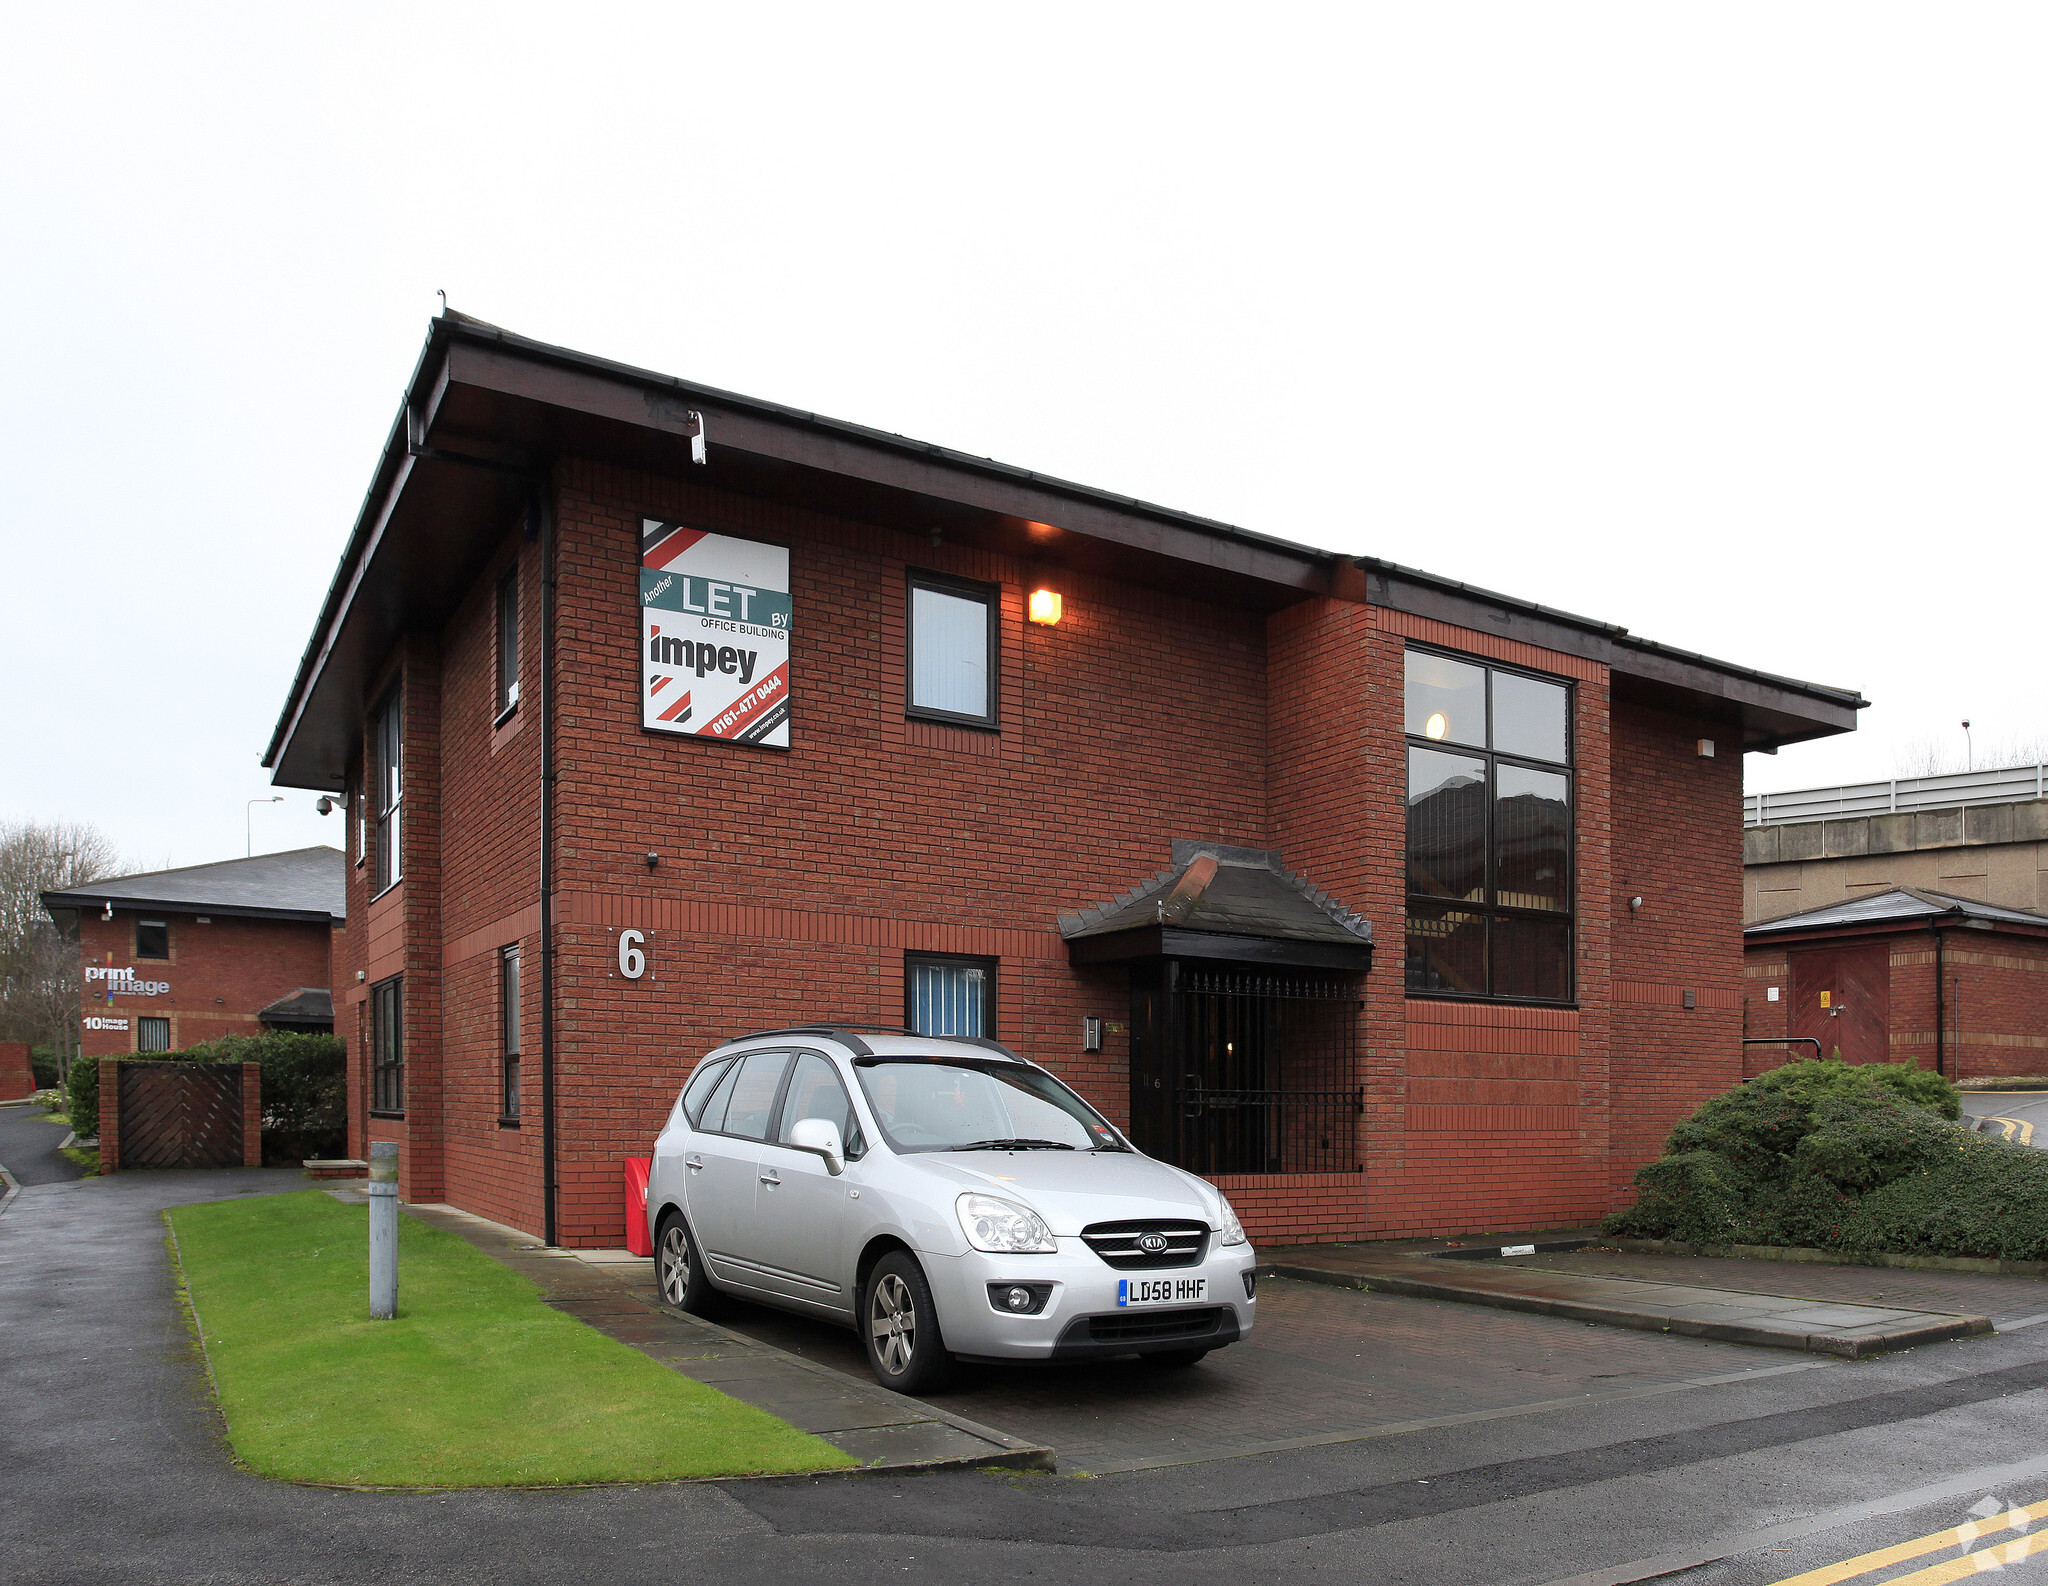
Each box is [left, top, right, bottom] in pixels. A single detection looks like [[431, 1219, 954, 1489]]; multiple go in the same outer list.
[[368, 1140, 398, 1320]]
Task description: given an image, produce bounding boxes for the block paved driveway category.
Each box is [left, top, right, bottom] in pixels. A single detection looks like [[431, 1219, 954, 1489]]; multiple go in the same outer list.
[[662, 1266, 1816, 1472]]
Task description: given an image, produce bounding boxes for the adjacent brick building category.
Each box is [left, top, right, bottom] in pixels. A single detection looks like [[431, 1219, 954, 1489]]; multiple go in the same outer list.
[[1744, 889, 2048, 1081], [42, 849, 345, 1061], [262, 311, 1862, 1247]]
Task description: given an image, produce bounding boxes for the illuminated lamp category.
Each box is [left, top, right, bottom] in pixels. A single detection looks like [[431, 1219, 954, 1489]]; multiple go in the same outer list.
[[1028, 589, 1063, 625], [1425, 712, 1449, 740]]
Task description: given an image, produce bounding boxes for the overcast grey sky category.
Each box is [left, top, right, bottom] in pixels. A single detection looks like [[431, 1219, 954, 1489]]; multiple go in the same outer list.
[[3, 4, 2041, 871]]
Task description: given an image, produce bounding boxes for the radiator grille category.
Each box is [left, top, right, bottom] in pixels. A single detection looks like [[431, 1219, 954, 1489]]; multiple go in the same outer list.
[[1080, 1218, 1209, 1270]]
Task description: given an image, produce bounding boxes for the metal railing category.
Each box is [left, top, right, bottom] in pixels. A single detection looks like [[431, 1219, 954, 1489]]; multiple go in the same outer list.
[[1746, 763, 2048, 828], [1172, 1086, 1363, 1175]]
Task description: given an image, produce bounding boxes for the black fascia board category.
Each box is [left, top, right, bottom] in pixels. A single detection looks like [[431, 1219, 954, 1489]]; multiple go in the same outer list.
[[38, 891, 341, 927], [1358, 557, 1866, 750], [1066, 924, 1373, 972]]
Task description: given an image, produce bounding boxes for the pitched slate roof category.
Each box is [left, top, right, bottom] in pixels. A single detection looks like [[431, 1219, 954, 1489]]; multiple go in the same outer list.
[[258, 987, 336, 1026], [42, 847, 346, 925], [1746, 886, 2048, 937], [1060, 842, 1371, 946]]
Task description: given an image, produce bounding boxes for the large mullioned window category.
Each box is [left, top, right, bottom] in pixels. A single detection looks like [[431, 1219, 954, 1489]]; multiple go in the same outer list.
[[1403, 648, 1574, 1003], [371, 975, 405, 1115]]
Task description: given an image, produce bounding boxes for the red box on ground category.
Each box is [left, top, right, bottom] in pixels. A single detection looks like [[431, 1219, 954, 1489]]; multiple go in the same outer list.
[[623, 1157, 652, 1255]]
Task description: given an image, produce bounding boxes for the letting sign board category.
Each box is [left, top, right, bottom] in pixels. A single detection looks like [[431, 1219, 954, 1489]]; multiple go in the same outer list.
[[640, 519, 791, 748]]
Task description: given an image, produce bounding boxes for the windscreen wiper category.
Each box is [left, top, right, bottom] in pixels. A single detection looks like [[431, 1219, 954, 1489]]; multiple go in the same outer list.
[[953, 1138, 1076, 1151]]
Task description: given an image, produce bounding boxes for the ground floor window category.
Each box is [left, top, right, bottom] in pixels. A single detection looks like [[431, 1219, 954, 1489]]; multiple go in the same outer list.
[[906, 953, 994, 1037], [500, 944, 522, 1122], [137, 1016, 171, 1053], [1128, 964, 1362, 1174], [371, 975, 404, 1115]]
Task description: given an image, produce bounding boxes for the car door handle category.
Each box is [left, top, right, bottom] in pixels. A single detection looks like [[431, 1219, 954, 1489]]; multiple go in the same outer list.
[[758, 1170, 780, 1186], [684, 1154, 704, 1172]]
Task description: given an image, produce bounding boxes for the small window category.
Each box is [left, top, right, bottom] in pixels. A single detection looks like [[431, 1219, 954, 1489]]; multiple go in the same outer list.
[[907, 573, 996, 727], [371, 975, 404, 1115], [136, 918, 170, 959], [137, 1016, 171, 1053], [500, 944, 522, 1121], [350, 767, 365, 866], [370, 688, 403, 894], [776, 1052, 866, 1160], [906, 953, 995, 1037], [495, 567, 521, 718]]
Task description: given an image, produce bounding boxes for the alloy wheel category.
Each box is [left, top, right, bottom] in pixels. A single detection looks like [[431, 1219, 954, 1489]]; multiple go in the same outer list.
[[659, 1224, 691, 1305], [869, 1272, 917, 1375]]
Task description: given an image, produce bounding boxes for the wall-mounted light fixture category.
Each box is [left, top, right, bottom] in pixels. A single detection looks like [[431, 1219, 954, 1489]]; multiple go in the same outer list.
[[1697, 739, 1716, 758], [1082, 1016, 1103, 1053], [645, 851, 660, 870], [1028, 589, 1063, 626]]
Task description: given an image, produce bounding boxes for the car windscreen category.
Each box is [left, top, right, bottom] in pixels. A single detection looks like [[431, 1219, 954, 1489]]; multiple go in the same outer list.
[[852, 1059, 1126, 1153]]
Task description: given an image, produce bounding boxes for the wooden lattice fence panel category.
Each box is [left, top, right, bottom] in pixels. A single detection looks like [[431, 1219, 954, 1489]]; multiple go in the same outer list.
[[115, 1062, 245, 1169]]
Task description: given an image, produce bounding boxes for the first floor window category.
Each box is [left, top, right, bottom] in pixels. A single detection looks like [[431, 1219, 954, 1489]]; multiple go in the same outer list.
[[906, 953, 994, 1037], [136, 918, 169, 959], [906, 572, 996, 726], [137, 1016, 171, 1053], [495, 566, 521, 717], [1404, 645, 1574, 1002], [371, 976, 404, 1114], [370, 687, 404, 893], [500, 944, 522, 1121]]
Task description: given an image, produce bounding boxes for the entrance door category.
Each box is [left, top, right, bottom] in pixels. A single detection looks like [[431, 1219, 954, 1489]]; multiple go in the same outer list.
[[1128, 961, 1362, 1174], [1790, 942, 1891, 1065]]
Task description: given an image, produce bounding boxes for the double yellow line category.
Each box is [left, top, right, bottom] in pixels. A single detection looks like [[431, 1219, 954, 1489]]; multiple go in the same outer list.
[[1981, 1116, 2035, 1146], [1770, 1495, 2048, 1585]]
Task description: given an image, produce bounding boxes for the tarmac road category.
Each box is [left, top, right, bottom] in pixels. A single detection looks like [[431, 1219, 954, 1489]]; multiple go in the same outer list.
[[11, 1165, 2048, 1586], [0, 1101, 87, 1185], [1962, 1090, 2048, 1146]]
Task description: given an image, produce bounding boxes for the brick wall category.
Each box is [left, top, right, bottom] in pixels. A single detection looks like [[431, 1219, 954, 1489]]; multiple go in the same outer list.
[[345, 451, 1775, 1247], [74, 910, 334, 1061], [0, 1041, 32, 1102]]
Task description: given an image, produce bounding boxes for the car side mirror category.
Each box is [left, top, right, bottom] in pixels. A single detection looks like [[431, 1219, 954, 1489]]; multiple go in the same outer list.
[[787, 1117, 845, 1176]]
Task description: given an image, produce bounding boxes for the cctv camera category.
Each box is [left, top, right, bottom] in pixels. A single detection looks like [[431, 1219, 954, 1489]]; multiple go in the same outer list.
[[316, 796, 335, 816]]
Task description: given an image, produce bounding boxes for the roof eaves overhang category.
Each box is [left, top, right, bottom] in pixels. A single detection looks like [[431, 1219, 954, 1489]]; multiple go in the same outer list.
[[1360, 557, 1867, 751], [39, 891, 342, 927], [264, 315, 1343, 790]]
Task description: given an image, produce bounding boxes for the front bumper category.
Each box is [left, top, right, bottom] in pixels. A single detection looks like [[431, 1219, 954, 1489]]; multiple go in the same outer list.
[[922, 1239, 1256, 1362]]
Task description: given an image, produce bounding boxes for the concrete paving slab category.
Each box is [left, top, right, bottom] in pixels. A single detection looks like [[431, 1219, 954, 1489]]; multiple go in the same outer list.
[[1263, 1242, 1994, 1359]]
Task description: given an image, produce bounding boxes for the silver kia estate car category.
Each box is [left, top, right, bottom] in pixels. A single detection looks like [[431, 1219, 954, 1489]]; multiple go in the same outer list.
[[647, 1025, 1257, 1393]]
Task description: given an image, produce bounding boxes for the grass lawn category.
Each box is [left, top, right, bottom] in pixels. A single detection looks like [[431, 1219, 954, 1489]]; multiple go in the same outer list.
[[167, 1190, 854, 1487]]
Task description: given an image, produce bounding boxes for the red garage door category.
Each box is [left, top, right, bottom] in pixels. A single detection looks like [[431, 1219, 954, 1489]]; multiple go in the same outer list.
[[1790, 941, 1891, 1066]]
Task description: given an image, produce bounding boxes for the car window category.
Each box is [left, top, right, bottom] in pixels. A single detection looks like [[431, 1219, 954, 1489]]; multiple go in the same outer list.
[[696, 1060, 744, 1134], [775, 1053, 867, 1160], [854, 1059, 1122, 1153], [718, 1050, 792, 1141], [678, 1057, 733, 1126]]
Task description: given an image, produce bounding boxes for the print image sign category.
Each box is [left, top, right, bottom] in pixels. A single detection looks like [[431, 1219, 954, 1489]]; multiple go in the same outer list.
[[640, 518, 792, 748]]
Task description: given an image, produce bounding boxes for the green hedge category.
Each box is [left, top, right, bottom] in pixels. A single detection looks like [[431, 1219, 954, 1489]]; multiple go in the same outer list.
[[65, 1050, 99, 1136], [30, 1046, 61, 1089], [156, 1032, 347, 1162], [1605, 1060, 2048, 1260]]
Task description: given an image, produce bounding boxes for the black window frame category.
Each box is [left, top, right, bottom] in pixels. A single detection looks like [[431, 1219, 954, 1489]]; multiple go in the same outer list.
[[1403, 644, 1575, 1006], [136, 1015, 171, 1053], [370, 688, 403, 896], [494, 565, 521, 722], [499, 943, 522, 1124], [135, 918, 170, 960], [371, 974, 405, 1116], [695, 1048, 794, 1143], [904, 951, 999, 1038], [905, 570, 999, 730]]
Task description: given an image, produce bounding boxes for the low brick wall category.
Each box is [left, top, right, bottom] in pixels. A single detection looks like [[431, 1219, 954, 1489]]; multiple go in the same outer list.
[[0, 1041, 32, 1103]]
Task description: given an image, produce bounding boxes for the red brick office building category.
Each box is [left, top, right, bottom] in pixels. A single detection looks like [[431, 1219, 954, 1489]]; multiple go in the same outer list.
[[263, 312, 1862, 1247], [42, 849, 345, 1060], [1743, 889, 2048, 1081]]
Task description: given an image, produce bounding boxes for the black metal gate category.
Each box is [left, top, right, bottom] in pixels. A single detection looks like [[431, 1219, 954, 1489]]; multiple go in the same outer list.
[[1129, 963, 1361, 1175]]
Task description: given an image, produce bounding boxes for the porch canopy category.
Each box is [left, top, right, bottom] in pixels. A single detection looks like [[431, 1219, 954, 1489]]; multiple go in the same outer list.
[[1059, 841, 1372, 972]]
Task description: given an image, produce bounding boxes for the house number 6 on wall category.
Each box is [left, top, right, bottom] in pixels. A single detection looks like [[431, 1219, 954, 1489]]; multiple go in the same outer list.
[[618, 929, 647, 979]]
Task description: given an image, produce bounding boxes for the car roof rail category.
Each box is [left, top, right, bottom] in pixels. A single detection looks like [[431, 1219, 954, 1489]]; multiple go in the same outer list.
[[721, 1024, 918, 1058], [951, 1036, 1028, 1062]]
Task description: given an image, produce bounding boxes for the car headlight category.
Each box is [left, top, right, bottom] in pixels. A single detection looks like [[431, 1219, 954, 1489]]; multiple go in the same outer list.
[[956, 1193, 1057, 1254], [1216, 1196, 1247, 1247]]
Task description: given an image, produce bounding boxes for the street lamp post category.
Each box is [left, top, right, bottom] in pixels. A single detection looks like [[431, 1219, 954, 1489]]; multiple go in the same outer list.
[[246, 796, 283, 857]]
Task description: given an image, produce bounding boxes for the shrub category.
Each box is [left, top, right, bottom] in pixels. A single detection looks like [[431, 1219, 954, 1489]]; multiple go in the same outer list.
[[158, 1032, 346, 1162], [65, 1053, 99, 1136], [30, 1046, 61, 1088], [1604, 1058, 2029, 1258]]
